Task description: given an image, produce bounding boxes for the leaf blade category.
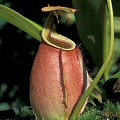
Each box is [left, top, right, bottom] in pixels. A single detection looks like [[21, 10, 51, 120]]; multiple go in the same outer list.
[[72, 0, 111, 69], [0, 4, 42, 41]]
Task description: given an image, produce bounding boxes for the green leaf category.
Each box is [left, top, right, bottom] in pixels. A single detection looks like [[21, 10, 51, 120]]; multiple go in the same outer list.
[[96, 1, 120, 79], [72, 0, 111, 68], [114, 17, 120, 33], [105, 1, 120, 75], [110, 71, 120, 79], [0, 4, 42, 41], [106, 38, 120, 75], [73, 0, 120, 80]]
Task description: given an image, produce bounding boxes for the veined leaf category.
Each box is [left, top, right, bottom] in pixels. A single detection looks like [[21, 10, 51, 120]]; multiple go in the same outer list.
[[73, 0, 120, 79], [0, 4, 42, 41], [72, 0, 110, 69]]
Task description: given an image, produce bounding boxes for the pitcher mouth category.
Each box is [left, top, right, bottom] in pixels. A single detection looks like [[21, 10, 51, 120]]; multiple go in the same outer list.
[[42, 12, 76, 50]]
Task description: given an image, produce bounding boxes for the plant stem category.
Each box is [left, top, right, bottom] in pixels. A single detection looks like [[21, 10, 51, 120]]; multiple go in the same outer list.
[[69, 0, 114, 119], [90, 78, 102, 94]]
